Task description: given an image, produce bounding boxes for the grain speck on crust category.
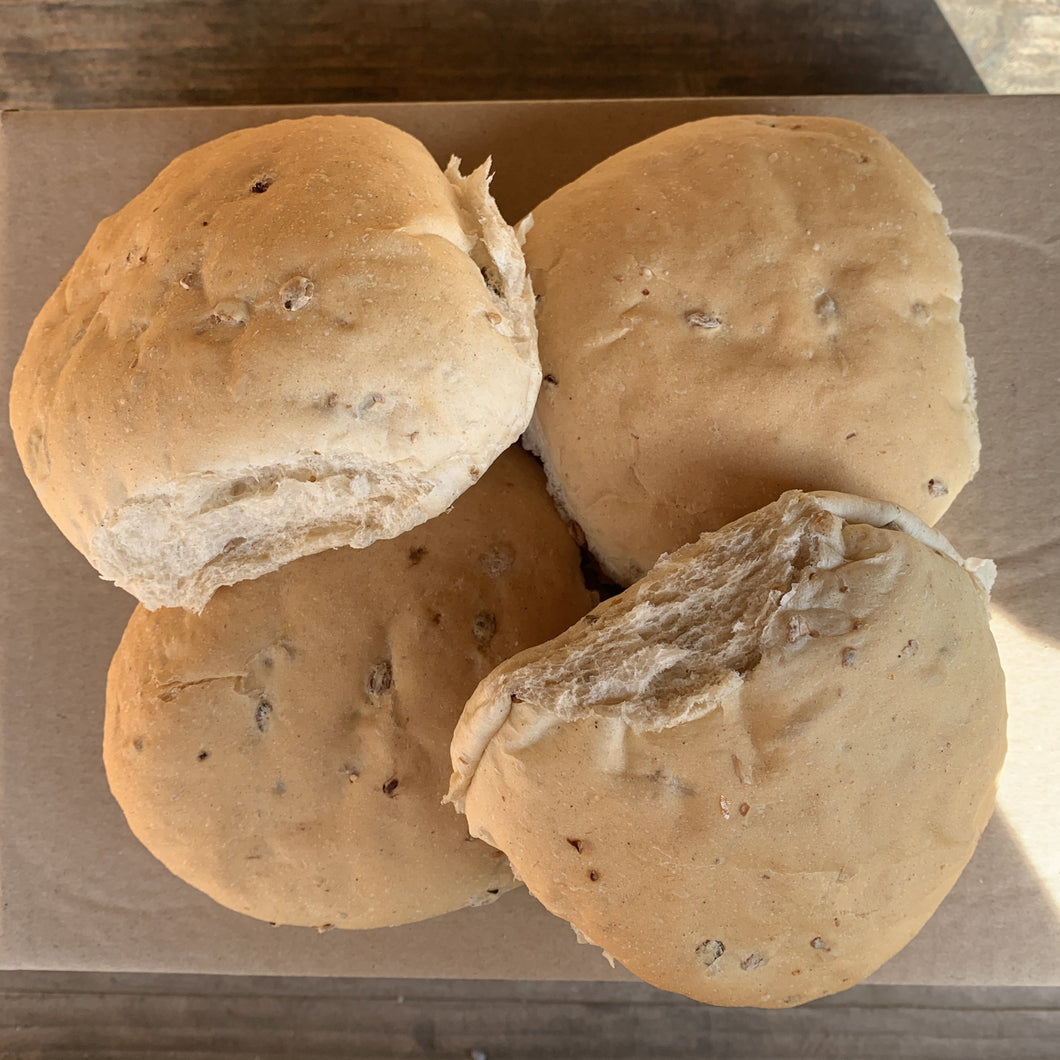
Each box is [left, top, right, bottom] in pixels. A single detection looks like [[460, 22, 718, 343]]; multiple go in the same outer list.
[[696, 939, 725, 967], [479, 543, 515, 577], [255, 700, 273, 733], [198, 300, 249, 330], [280, 276, 314, 312], [686, 310, 722, 329], [814, 290, 839, 320], [473, 611, 498, 648], [366, 659, 393, 696]]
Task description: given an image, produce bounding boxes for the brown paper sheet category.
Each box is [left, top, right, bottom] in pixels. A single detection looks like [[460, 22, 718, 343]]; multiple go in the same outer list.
[[1, 97, 1057, 985]]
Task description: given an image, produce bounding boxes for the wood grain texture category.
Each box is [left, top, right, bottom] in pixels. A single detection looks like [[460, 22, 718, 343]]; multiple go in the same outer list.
[[1, 973, 1058, 1058], [0, 0, 985, 110]]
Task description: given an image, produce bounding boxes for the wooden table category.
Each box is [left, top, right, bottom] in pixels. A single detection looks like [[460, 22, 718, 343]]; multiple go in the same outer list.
[[2, 0, 984, 110]]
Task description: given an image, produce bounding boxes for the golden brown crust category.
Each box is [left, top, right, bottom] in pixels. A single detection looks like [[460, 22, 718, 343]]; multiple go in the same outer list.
[[11, 116, 539, 610], [448, 491, 1006, 1006], [522, 115, 979, 584], [104, 447, 594, 930]]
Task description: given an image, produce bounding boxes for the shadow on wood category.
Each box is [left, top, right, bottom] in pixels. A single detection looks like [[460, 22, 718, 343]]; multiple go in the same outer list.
[[1, 0, 985, 110]]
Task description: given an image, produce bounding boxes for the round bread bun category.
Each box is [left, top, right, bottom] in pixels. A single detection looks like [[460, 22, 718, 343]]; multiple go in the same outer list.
[[522, 114, 979, 585], [11, 115, 539, 612], [104, 446, 594, 930], [447, 490, 1006, 1007]]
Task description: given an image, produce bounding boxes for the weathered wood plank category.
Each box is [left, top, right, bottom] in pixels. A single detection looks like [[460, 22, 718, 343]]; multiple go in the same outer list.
[[0, 974, 1058, 1058], [0, 0, 984, 110]]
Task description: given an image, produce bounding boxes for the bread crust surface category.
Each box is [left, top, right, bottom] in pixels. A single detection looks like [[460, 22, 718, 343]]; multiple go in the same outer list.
[[523, 115, 978, 584], [105, 447, 593, 929]]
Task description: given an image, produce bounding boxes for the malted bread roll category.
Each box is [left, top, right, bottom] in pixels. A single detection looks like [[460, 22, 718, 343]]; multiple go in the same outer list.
[[104, 447, 594, 930], [447, 490, 1006, 1007], [522, 114, 979, 585], [11, 115, 539, 612]]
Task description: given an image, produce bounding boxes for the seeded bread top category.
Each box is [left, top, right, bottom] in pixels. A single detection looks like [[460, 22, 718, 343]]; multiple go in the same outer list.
[[448, 491, 1005, 1006], [522, 114, 978, 585], [11, 115, 540, 610], [104, 446, 594, 930]]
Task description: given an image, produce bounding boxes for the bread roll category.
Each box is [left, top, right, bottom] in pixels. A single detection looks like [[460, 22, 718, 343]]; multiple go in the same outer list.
[[448, 490, 1006, 1006], [11, 115, 539, 611], [522, 115, 979, 584], [104, 447, 594, 930]]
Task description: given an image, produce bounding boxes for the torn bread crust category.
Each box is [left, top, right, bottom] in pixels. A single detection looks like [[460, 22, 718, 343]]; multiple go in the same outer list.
[[445, 156, 539, 361], [446, 485, 1004, 1008], [447, 489, 992, 812], [92, 453, 470, 613], [810, 490, 996, 593]]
